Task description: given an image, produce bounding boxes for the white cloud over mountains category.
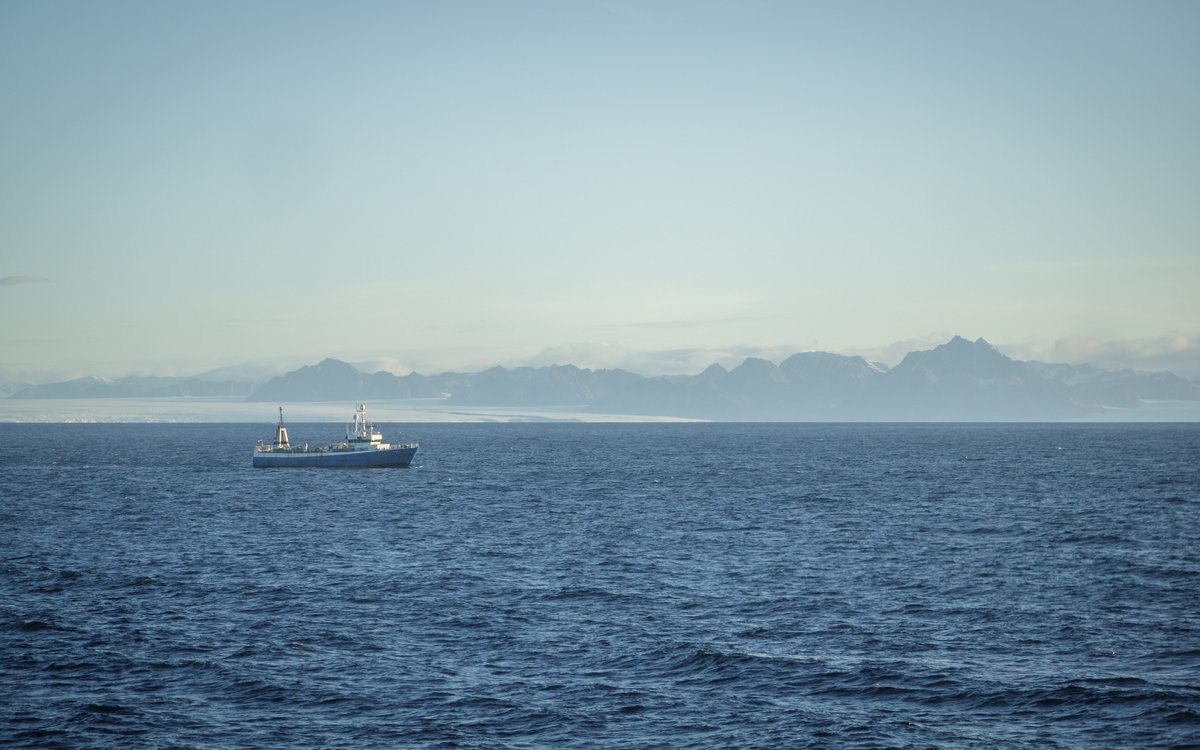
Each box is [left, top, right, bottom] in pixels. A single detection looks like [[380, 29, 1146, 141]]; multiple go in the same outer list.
[[1004, 334, 1200, 379]]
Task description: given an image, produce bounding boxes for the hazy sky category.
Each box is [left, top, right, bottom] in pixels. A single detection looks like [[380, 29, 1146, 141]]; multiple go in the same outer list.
[[2, 1, 1198, 382]]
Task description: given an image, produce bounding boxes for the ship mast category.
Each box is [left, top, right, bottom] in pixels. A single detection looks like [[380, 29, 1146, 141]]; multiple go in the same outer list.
[[276, 406, 290, 447]]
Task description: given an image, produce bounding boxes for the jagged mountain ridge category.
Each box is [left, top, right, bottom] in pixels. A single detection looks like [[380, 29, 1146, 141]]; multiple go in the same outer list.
[[833, 336, 1084, 420], [591, 351, 886, 420], [248, 358, 446, 402], [1028, 361, 1200, 406], [8, 337, 1199, 420], [598, 337, 1198, 420], [247, 360, 641, 407]]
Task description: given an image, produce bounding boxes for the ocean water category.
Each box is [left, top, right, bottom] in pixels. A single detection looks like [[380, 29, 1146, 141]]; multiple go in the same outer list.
[[2, 422, 1198, 749]]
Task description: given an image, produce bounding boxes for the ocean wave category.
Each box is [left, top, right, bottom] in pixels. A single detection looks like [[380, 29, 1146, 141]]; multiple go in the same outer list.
[[2, 422, 1198, 749]]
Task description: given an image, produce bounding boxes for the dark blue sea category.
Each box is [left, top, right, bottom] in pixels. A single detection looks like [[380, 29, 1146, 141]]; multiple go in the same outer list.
[[2, 422, 1198, 749]]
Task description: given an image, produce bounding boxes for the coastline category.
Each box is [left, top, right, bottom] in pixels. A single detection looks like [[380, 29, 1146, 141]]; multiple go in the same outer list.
[[1, 397, 1197, 423], [0, 397, 696, 424]]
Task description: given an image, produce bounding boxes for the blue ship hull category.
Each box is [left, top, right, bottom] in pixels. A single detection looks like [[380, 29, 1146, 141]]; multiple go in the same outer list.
[[254, 404, 417, 468], [252, 445, 418, 468]]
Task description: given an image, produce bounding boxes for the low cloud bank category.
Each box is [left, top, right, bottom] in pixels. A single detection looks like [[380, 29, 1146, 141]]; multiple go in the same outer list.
[[1, 276, 50, 286], [1006, 334, 1200, 379]]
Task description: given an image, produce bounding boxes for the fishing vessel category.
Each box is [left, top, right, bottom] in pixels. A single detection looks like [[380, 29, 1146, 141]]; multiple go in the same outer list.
[[252, 404, 418, 468]]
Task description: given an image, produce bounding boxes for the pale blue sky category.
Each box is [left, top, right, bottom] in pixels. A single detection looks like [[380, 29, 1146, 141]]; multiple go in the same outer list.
[[2, 1, 1198, 381]]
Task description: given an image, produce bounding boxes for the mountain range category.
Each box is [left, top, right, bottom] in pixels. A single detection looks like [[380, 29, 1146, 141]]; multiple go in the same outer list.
[[7, 337, 1199, 421]]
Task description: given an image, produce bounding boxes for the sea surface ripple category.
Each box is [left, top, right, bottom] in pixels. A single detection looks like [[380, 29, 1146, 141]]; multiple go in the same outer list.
[[2, 422, 1198, 748]]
